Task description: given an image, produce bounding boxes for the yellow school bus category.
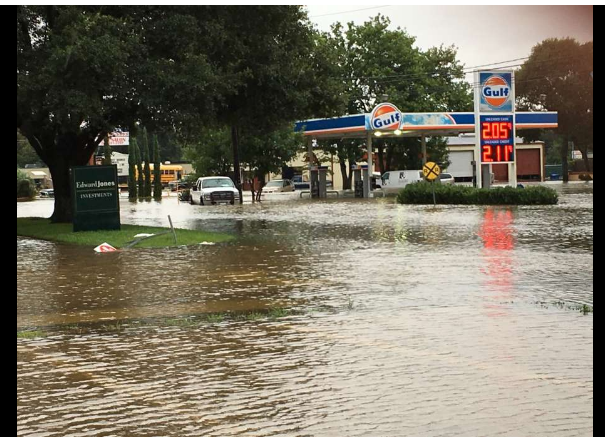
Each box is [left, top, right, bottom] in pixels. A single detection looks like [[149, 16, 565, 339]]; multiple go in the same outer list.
[[137, 164, 185, 186]]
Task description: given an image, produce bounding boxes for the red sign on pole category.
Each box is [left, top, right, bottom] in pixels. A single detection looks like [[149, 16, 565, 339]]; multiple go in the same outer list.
[[109, 132, 130, 146]]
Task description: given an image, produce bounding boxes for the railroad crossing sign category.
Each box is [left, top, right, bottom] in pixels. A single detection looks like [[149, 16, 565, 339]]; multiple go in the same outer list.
[[423, 162, 441, 181]]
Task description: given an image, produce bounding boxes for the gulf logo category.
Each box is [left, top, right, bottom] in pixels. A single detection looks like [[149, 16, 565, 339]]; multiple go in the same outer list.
[[371, 103, 402, 130], [482, 76, 511, 108]]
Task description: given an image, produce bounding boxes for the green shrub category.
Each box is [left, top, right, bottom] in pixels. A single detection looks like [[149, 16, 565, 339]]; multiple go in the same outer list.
[[17, 169, 36, 199], [397, 182, 559, 205]]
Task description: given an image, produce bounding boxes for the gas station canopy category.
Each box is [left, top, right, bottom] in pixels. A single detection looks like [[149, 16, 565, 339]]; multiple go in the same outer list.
[[295, 111, 558, 139]]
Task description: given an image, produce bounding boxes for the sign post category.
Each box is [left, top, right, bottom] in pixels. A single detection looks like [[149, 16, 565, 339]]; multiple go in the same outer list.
[[71, 166, 121, 233], [475, 71, 516, 188], [423, 162, 441, 207]]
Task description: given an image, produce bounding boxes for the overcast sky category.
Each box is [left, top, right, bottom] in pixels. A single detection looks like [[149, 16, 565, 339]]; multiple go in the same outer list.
[[305, 5, 594, 81]]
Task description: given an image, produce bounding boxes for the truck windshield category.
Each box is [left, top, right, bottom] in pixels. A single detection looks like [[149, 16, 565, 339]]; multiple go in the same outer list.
[[203, 179, 235, 189]]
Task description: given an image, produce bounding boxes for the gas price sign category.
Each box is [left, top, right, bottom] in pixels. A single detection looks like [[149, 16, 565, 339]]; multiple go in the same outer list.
[[480, 115, 515, 163]]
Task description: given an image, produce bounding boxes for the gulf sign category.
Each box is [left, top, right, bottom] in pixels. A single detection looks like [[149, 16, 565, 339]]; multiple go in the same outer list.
[[479, 72, 513, 112], [370, 103, 402, 131]]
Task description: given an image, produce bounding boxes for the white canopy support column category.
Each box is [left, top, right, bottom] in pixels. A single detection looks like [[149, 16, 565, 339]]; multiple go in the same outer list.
[[367, 132, 374, 198], [422, 135, 428, 166]]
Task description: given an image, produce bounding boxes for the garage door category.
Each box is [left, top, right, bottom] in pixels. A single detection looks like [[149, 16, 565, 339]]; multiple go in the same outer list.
[[517, 149, 542, 181], [492, 164, 509, 182], [447, 151, 475, 180]]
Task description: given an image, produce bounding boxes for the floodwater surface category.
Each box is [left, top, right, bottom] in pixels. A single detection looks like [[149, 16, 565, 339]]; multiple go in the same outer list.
[[17, 183, 593, 436]]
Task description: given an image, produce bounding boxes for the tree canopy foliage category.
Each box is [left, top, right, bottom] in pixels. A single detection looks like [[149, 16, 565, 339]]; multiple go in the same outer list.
[[313, 15, 471, 183], [517, 38, 594, 177], [17, 132, 40, 168], [17, 6, 333, 220]]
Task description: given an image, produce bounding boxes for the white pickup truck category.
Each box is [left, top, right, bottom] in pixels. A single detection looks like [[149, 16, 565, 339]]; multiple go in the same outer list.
[[190, 177, 240, 206]]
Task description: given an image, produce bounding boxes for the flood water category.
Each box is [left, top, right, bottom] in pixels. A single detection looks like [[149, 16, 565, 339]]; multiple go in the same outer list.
[[17, 183, 593, 436]]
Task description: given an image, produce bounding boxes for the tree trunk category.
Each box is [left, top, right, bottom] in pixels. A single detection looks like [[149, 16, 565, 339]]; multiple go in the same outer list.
[[18, 123, 103, 223], [377, 144, 385, 175], [231, 125, 244, 204], [562, 140, 570, 183], [249, 179, 256, 203], [580, 146, 592, 173], [340, 160, 351, 190], [48, 159, 76, 223], [256, 175, 265, 202], [46, 134, 97, 223], [386, 144, 394, 172]]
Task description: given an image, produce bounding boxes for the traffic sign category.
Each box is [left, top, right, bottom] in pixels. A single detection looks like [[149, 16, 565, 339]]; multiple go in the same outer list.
[[423, 162, 441, 181]]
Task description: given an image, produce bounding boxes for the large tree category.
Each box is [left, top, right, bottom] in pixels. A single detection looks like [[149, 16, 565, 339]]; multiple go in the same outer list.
[[317, 15, 470, 181], [196, 6, 345, 202], [17, 6, 341, 218], [184, 126, 303, 189], [17, 6, 219, 222], [517, 38, 594, 181]]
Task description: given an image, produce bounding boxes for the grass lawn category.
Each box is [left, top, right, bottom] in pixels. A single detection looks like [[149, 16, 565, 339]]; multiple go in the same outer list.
[[17, 218, 234, 249]]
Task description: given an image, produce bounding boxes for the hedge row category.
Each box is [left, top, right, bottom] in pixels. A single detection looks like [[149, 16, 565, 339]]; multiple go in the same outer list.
[[397, 183, 559, 205]]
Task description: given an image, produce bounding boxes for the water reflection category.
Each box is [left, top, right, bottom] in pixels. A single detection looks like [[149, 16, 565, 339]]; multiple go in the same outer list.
[[479, 209, 516, 317]]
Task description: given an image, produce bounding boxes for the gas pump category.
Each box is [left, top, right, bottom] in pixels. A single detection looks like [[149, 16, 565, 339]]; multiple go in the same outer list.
[[318, 166, 328, 199], [310, 167, 320, 199], [310, 166, 329, 199], [362, 165, 371, 198], [353, 166, 364, 198]]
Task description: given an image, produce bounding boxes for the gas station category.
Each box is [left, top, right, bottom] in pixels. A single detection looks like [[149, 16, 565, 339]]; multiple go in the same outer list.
[[295, 70, 558, 198]]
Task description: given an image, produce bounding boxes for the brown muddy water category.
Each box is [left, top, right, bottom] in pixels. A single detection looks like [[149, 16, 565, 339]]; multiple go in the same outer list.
[[17, 183, 593, 436]]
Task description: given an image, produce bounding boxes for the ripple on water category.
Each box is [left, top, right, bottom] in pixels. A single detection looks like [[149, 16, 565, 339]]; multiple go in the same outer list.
[[17, 184, 593, 436]]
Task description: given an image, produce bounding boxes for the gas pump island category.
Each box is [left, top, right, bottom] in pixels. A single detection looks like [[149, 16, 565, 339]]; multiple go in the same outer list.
[[295, 69, 557, 198]]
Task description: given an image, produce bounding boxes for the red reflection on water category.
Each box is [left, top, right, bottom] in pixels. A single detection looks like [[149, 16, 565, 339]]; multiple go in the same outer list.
[[480, 209, 515, 251], [479, 209, 516, 316]]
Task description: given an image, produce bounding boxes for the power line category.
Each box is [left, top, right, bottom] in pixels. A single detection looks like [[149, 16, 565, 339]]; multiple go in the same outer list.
[[309, 6, 391, 19], [347, 52, 592, 89], [357, 57, 532, 82], [342, 68, 593, 107]]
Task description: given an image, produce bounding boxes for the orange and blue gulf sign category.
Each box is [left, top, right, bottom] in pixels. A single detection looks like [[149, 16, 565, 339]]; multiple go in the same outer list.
[[480, 72, 513, 112], [370, 103, 402, 131]]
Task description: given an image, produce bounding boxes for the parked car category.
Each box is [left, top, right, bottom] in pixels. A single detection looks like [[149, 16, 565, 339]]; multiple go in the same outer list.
[[39, 189, 54, 198], [292, 175, 310, 190], [264, 179, 295, 194], [439, 173, 456, 185], [178, 189, 192, 203], [169, 181, 193, 192], [381, 170, 424, 194], [190, 177, 240, 206]]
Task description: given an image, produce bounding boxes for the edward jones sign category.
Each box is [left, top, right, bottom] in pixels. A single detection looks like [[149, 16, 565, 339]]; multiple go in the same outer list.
[[71, 166, 121, 232]]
